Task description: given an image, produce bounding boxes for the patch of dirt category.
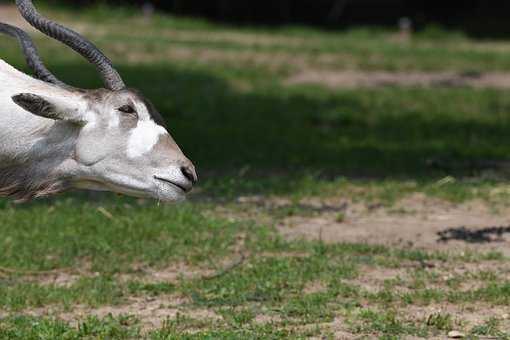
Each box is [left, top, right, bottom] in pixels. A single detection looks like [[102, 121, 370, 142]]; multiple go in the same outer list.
[[339, 304, 510, 338], [141, 29, 310, 50], [253, 313, 282, 325], [346, 267, 409, 294], [82, 296, 219, 330], [259, 251, 310, 258], [6, 295, 219, 331], [0, 261, 95, 288], [0, 5, 32, 29], [37, 271, 90, 288], [306, 316, 351, 340], [345, 261, 510, 298], [109, 43, 311, 72], [143, 265, 212, 283], [3, 261, 225, 290], [117, 262, 214, 285], [279, 193, 510, 254], [406, 304, 510, 330], [303, 280, 328, 294], [286, 70, 510, 89]]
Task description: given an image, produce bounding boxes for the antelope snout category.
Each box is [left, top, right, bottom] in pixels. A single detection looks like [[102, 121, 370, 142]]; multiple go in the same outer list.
[[154, 161, 197, 194], [180, 165, 198, 185]]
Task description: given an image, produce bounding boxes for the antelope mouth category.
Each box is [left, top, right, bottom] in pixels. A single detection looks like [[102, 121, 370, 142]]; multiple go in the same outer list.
[[153, 176, 190, 193]]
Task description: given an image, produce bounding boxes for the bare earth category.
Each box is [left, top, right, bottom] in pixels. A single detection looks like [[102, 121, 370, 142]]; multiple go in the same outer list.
[[277, 193, 510, 255], [228, 192, 510, 256], [0, 5, 33, 29], [286, 70, 510, 89]]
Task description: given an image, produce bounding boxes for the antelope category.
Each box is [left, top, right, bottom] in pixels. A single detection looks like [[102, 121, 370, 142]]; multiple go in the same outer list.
[[0, 0, 197, 202]]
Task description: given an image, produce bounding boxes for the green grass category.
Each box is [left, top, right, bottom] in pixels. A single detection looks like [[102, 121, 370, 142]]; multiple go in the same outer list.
[[1, 4, 510, 339], [1, 200, 508, 337]]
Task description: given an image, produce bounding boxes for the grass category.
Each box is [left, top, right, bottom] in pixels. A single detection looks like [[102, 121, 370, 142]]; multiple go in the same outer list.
[[1, 198, 508, 337], [1, 3, 510, 338]]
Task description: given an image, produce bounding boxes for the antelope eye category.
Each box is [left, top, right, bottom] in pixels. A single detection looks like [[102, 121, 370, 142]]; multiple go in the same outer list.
[[118, 105, 136, 114]]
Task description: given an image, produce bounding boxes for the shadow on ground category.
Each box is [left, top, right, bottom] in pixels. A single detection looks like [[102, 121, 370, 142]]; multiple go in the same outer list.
[[438, 225, 510, 243]]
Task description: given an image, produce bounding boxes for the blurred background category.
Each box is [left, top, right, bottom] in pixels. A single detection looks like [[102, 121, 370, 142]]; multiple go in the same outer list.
[[1, 0, 510, 191], [3, 0, 510, 37]]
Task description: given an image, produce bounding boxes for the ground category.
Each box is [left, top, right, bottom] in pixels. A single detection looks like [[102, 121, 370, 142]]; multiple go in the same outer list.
[[1, 4, 510, 339]]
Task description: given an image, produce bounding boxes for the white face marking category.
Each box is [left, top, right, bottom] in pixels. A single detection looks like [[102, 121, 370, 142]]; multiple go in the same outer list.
[[82, 112, 97, 131], [107, 113, 119, 128], [127, 120, 167, 159]]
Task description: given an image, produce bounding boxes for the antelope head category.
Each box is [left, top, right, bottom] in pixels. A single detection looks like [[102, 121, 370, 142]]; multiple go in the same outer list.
[[0, 1, 197, 201]]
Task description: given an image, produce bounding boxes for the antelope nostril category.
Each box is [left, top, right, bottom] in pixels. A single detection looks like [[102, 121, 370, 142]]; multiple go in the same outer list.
[[181, 166, 197, 185]]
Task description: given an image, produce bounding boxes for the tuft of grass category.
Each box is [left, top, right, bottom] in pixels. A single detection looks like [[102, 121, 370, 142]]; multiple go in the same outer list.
[[470, 317, 508, 338], [0, 315, 142, 339], [335, 212, 346, 223], [352, 309, 427, 337], [426, 312, 454, 331]]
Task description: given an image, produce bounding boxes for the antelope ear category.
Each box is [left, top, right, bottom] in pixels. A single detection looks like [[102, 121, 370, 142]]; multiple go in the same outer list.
[[12, 93, 87, 124]]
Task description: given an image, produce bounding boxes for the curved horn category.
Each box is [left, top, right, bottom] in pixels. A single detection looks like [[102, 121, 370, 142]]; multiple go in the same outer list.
[[0, 22, 66, 86], [16, 0, 126, 91]]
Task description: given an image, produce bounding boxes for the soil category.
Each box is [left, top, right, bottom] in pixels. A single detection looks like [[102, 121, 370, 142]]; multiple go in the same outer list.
[[286, 70, 510, 89], [3, 295, 217, 331], [0, 5, 33, 29], [274, 194, 510, 255]]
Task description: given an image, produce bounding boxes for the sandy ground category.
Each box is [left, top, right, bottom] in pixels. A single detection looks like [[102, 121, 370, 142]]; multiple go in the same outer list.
[[229, 192, 510, 255], [0, 5, 33, 29], [286, 70, 510, 89], [276, 193, 510, 255]]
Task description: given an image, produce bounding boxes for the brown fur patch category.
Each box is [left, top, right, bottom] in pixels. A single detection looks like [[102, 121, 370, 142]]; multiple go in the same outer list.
[[0, 165, 68, 202]]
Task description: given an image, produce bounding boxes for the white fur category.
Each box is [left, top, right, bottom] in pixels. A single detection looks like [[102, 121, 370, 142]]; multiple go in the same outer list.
[[127, 120, 167, 158], [107, 113, 119, 128], [0, 59, 69, 158], [82, 112, 97, 131]]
